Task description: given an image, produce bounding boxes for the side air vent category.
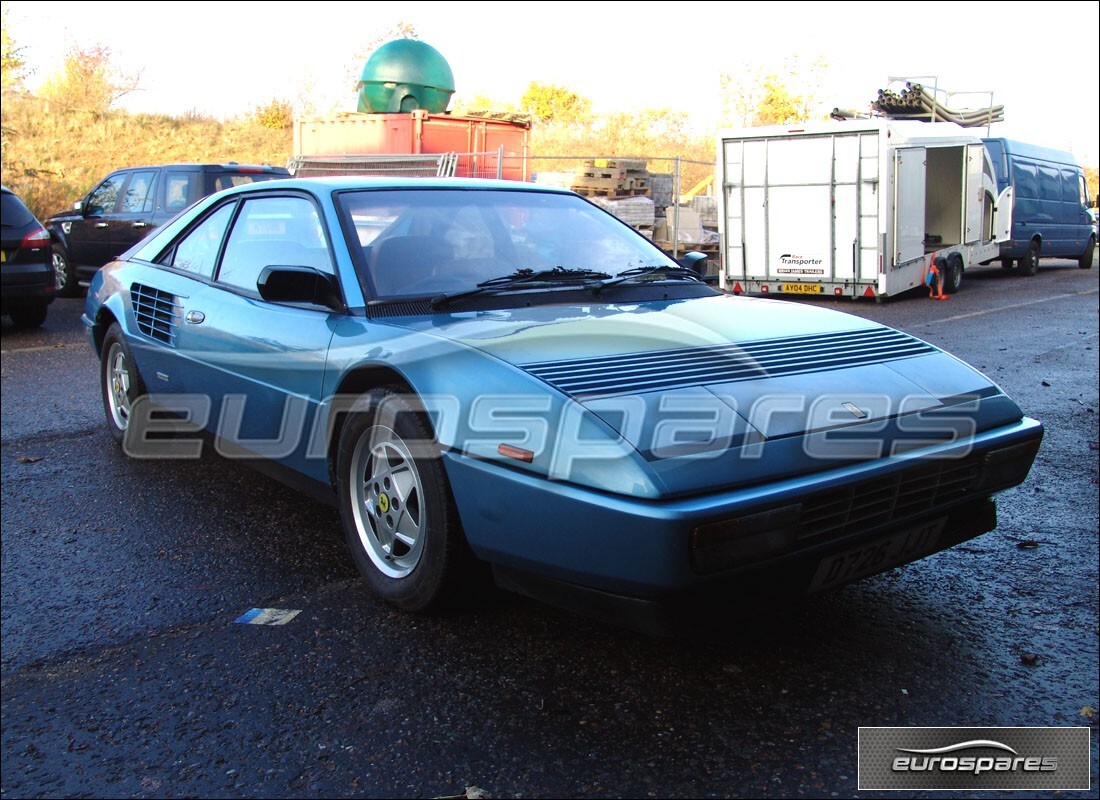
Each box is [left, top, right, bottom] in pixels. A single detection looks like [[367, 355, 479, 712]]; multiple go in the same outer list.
[[131, 283, 181, 345], [522, 328, 936, 398]]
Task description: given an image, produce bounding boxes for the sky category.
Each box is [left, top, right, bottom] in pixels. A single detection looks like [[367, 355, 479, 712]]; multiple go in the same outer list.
[[4, 0, 1099, 165]]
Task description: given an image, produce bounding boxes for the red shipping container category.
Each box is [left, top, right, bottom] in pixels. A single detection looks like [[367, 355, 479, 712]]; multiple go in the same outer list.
[[293, 110, 530, 181]]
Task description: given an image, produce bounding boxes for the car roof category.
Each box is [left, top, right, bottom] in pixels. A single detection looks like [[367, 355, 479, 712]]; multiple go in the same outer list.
[[218, 176, 573, 194]]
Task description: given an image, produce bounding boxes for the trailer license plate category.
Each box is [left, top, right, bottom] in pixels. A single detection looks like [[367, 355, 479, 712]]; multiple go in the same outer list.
[[781, 283, 821, 294], [807, 517, 947, 593]]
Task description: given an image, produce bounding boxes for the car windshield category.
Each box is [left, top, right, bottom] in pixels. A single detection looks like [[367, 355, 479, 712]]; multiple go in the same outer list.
[[336, 188, 680, 300]]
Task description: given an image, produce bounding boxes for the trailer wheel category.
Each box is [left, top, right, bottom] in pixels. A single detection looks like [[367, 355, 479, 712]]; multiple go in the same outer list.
[[1079, 237, 1095, 270], [943, 254, 963, 294], [1017, 240, 1040, 276]]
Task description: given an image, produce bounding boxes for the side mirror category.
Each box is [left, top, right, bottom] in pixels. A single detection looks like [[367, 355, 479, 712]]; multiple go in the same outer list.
[[258, 265, 342, 310], [678, 250, 710, 276]]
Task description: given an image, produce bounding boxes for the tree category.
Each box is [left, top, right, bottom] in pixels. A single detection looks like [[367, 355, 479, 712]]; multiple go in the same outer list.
[[521, 82, 591, 125], [1, 3, 29, 93], [38, 44, 141, 115], [752, 75, 804, 126], [252, 98, 294, 130], [719, 55, 828, 127]]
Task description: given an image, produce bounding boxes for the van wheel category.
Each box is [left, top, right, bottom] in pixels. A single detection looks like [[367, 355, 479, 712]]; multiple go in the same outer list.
[[1017, 240, 1040, 276], [943, 254, 963, 294], [1080, 237, 1095, 269]]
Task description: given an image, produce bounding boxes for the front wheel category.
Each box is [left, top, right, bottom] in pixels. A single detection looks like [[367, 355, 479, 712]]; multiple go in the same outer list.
[[336, 388, 475, 611], [1079, 237, 1095, 269], [100, 323, 148, 445], [1017, 240, 1040, 276]]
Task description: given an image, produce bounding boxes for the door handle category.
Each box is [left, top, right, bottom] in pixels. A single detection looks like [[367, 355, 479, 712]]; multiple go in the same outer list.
[[95, 222, 108, 228], [132, 222, 149, 229]]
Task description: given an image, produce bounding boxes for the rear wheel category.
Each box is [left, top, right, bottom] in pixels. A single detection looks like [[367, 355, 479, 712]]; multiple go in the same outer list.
[[1080, 237, 1095, 269], [943, 254, 964, 294], [336, 388, 476, 611], [1017, 240, 1040, 276], [100, 323, 148, 445]]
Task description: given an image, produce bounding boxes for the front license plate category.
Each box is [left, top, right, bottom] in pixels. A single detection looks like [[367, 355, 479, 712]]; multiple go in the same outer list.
[[808, 517, 947, 593], [781, 283, 822, 294]]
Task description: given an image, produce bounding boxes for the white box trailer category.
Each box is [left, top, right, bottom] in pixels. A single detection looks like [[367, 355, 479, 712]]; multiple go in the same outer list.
[[716, 119, 1010, 299]]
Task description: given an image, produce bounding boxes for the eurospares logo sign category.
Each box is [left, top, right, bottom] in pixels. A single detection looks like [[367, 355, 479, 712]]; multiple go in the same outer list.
[[858, 727, 1091, 791]]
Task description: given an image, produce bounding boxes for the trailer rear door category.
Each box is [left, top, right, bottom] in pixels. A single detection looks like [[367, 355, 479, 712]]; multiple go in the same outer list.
[[894, 147, 927, 265]]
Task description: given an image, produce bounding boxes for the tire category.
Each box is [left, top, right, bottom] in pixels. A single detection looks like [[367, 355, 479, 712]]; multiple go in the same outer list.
[[336, 388, 474, 611], [1080, 237, 1095, 270], [100, 323, 148, 445], [1017, 240, 1040, 276], [8, 301, 49, 329], [943, 254, 963, 294], [52, 244, 82, 298]]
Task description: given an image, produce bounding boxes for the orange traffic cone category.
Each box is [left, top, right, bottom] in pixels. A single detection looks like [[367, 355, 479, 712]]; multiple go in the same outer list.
[[927, 257, 949, 300]]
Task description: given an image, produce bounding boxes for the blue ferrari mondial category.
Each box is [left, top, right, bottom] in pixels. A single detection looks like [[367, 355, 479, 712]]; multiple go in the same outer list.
[[83, 177, 1043, 632]]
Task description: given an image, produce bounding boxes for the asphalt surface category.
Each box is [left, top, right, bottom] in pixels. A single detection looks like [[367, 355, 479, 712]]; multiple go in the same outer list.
[[2, 259, 1097, 799]]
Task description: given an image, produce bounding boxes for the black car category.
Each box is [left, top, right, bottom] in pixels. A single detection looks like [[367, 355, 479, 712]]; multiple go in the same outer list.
[[48, 162, 291, 296], [1, 185, 55, 328]]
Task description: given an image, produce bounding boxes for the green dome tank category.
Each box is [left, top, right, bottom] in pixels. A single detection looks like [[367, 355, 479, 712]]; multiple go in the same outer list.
[[357, 39, 455, 114]]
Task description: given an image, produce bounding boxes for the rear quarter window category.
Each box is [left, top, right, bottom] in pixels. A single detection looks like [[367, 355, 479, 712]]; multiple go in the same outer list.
[[1, 191, 36, 226]]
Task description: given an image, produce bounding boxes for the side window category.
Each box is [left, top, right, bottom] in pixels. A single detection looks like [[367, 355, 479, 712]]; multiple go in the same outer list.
[[1012, 163, 1038, 199], [1038, 167, 1060, 201], [1079, 174, 1091, 207], [164, 173, 199, 213], [120, 170, 157, 213], [86, 173, 128, 215], [1060, 171, 1076, 203], [167, 203, 235, 278], [217, 196, 331, 293]]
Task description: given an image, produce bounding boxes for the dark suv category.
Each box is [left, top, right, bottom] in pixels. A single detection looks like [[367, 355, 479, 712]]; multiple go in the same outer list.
[[48, 162, 291, 296]]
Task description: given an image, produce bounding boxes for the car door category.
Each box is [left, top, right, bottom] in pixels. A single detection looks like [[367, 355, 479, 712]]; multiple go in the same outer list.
[[107, 168, 159, 258], [173, 192, 342, 480], [68, 170, 130, 268]]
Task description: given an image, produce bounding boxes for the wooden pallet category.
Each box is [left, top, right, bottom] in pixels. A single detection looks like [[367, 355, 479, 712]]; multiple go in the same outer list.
[[585, 158, 647, 172], [571, 175, 649, 192], [655, 240, 719, 253], [574, 186, 652, 198]]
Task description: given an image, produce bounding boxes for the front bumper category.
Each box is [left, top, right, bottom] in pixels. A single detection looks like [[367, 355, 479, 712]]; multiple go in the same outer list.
[[444, 416, 1043, 601]]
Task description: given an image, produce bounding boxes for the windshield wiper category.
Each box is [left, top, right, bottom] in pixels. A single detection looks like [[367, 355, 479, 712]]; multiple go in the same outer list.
[[430, 267, 612, 309], [594, 264, 706, 292]]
